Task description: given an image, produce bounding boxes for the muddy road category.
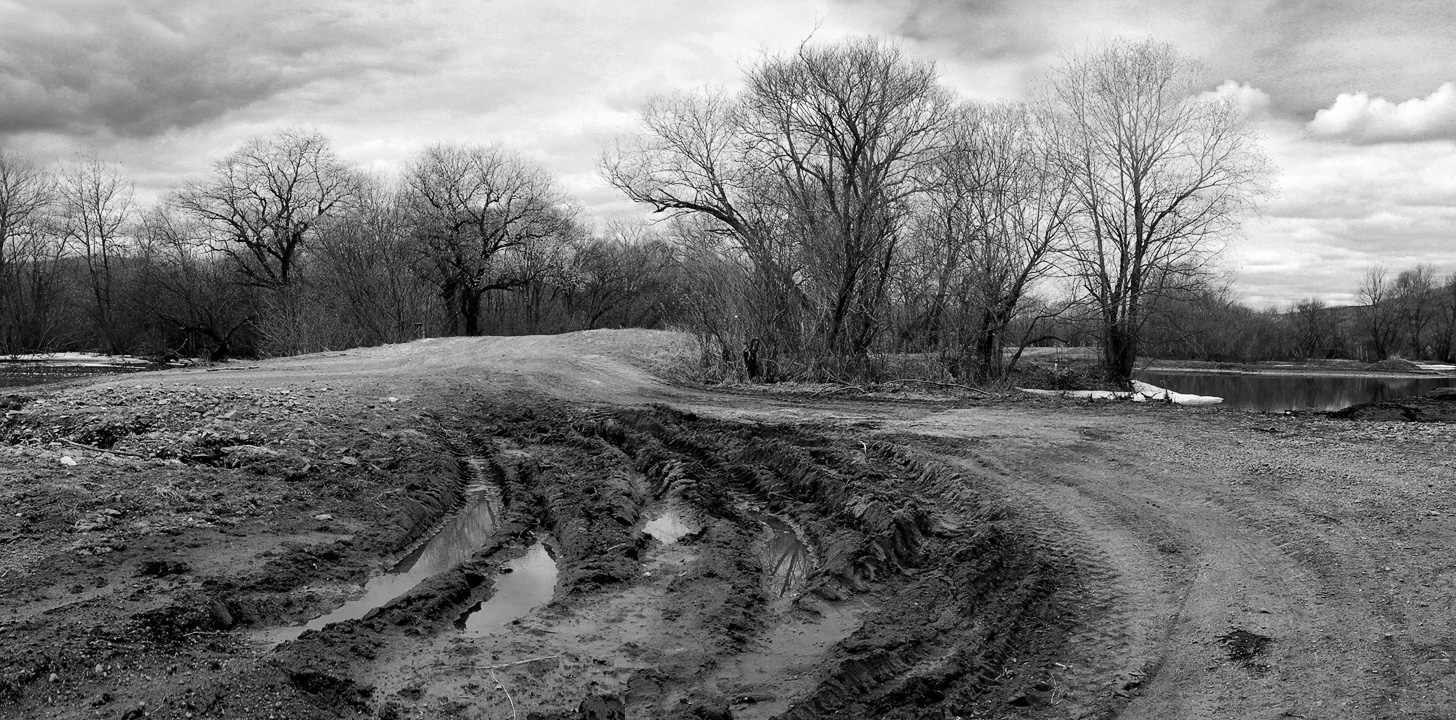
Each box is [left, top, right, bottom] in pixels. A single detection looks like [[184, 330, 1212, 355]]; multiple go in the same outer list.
[[0, 330, 1451, 719]]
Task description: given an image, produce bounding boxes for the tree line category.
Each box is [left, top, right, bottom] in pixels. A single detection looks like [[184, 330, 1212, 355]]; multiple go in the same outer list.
[[605, 37, 1271, 385], [6, 36, 1440, 383], [1133, 266, 1456, 364], [0, 135, 682, 361]]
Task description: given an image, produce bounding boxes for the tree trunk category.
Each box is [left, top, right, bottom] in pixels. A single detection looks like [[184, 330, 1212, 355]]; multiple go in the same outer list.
[[461, 289, 482, 336], [1104, 322, 1136, 388]]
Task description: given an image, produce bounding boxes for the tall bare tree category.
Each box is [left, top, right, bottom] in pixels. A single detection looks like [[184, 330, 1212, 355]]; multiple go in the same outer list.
[[1438, 272, 1456, 362], [58, 154, 135, 353], [401, 142, 573, 336], [602, 89, 803, 356], [1044, 39, 1270, 384], [1292, 298, 1333, 359], [0, 150, 62, 353], [605, 38, 952, 370], [1359, 266, 1401, 360], [135, 206, 255, 360], [173, 129, 358, 291], [741, 38, 952, 357], [310, 175, 442, 344], [1392, 264, 1438, 359], [914, 102, 1073, 380]]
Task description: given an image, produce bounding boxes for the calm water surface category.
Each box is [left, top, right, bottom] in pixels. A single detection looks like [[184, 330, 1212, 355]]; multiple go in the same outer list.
[[1137, 370, 1456, 412], [0, 367, 144, 388]]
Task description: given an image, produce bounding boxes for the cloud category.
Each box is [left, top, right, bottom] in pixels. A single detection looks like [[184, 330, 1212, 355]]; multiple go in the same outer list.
[[1199, 81, 1272, 119], [1307, 83, 1456, 143], [1225, 118, 1456, 307], [0, 0, 445, 138]]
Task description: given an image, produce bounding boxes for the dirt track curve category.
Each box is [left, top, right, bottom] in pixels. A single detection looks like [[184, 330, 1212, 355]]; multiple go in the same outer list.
[[0, 330, 1451, 720]]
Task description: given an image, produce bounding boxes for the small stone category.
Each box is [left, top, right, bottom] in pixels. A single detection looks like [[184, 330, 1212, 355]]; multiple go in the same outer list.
[[48, 672, 58, 683], [339, 456, 359, 466], [60, 455, 77, 466], [313, 513, 333, 521]]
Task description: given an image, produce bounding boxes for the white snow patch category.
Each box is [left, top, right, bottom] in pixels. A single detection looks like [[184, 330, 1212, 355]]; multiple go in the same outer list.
[[2, 352, 151, 367], [1018, 381, 1222, 406]]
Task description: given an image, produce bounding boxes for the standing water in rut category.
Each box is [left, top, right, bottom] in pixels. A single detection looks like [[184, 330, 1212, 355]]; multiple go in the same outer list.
[[758, 514, 813, 599], [457, 542, 558, 634], [643, 501, 702, 544], [257, 464, 504, 645]]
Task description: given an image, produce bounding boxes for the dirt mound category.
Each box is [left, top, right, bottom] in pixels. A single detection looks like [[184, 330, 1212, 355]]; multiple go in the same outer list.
[[1366, 357, 1426, 373]]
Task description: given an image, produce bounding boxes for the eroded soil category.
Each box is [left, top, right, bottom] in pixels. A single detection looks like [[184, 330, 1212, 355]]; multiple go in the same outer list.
[[0, 330, 1452, 719]]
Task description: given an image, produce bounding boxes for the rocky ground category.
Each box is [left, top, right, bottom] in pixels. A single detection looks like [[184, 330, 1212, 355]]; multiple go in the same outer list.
[[0, 331, 1450, 719]]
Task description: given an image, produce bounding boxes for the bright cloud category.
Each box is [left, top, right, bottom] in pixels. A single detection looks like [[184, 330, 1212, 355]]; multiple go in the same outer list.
[[1199, 80, 1272, 119], [1307, 83, 1456, 143]]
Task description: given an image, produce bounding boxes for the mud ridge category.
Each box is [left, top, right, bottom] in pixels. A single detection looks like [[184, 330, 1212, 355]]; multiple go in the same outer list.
[[575, 407, 1070, 718]]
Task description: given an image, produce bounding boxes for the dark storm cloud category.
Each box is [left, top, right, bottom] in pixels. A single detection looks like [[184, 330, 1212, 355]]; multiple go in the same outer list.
[[0, 0, 448, 137]]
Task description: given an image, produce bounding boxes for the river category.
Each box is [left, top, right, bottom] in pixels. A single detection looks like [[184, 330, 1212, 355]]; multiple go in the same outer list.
[[1136, 369, 1456, 412]]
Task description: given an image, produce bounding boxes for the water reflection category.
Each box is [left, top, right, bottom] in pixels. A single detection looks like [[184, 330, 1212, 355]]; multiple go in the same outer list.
[[260, 483, 502, 644], [643, 503, 701, 544], [1137, 370, 1456, 412], [459, 543, 558, 634], [758, 515, 812, 598]]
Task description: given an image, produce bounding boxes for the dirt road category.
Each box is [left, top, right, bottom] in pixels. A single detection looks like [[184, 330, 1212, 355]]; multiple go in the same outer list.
[[0, 330, 1450, 719]]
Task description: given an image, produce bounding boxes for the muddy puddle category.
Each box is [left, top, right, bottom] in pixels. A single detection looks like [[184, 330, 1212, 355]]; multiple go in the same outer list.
[[258, 477, 504, 645], [456, 542, 558, 634], [757, 514, 813, 599], [643, 502, 701, 544], [711, 602, 869, 720]]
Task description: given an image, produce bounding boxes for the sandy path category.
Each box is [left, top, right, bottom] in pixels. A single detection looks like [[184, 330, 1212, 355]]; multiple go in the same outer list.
[[896, 406, 1454, 719]]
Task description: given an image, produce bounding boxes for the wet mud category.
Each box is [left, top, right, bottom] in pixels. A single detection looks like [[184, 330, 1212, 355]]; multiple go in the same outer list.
[[293, 402, 1071, 720], [0, 393, 1073, 720]]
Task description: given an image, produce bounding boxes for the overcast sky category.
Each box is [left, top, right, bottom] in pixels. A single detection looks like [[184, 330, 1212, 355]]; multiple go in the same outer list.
[[2, 0, 1453, 307]]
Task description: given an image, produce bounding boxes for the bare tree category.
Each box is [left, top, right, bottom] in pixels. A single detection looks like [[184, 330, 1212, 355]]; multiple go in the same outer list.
[[602, 89, 803, 357], [741, 37, 952, 358], [1392, 264, 1438, 359], [173, 129, 358, 291], [1437, 272, 1456, 362], [58, 154, 135, 353], [604, 37, 953, 370], [565, 223, 681, 331], [401, 142, 574, 336], [1292, 297, 1332, 359], [135, 206, 255, 361], [1044, 39, 1271, 384], [915, 102, 1073, 380], [1359, 265, 1400, 360], [0, 150, 63, 353], [310, 175, 443, 344]]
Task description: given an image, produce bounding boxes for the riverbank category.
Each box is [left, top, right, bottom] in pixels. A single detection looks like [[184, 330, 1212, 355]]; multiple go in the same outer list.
[[0, 331, 1451, 719], [1146, 356, 1456, 378]]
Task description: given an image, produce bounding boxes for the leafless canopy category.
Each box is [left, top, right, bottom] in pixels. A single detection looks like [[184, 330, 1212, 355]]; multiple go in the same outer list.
[[173, 129, 359, 290], [1043, 39, 1271, 382], [58, 154, 135, 352], [603, 37, 954, 360], [401, 142, 575, 335]]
